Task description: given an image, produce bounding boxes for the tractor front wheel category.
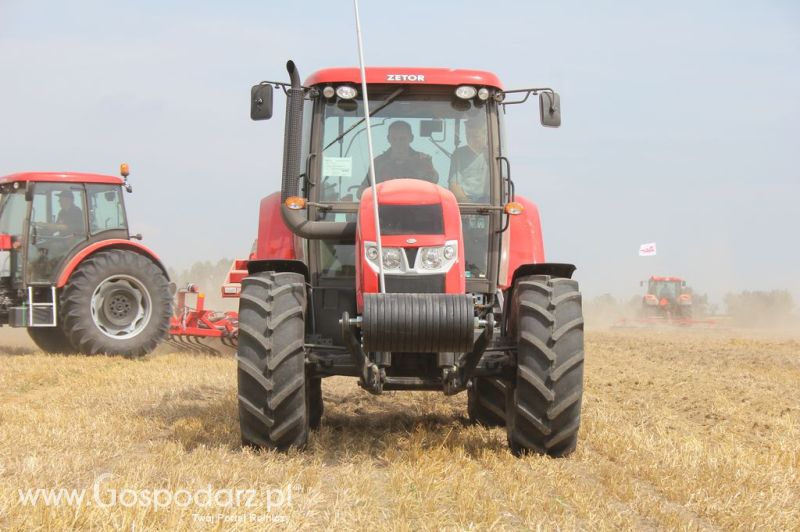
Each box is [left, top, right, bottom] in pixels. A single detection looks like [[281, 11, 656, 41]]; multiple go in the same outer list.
[[60, 249, 172, 357], [467, 377, 507, 427], [307, 377, 323, 431], [237, 272, 309, 450], [27, 326, 75, 354], [505, 275, 585, 457]]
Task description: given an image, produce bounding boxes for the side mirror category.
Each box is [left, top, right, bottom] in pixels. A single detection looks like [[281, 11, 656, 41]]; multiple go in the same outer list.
[[639, 280, 644, 287], [539, 91, 561, 127], [250, 84, 273, 121]]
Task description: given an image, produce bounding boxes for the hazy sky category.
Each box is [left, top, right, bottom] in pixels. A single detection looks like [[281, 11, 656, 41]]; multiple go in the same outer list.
[[1, 0, 798, 304]]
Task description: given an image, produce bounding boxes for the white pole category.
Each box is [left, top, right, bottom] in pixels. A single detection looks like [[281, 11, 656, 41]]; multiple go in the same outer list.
[[353, 0, 385, 293]]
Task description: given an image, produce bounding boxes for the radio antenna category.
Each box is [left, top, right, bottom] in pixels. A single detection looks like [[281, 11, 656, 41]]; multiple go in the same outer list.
[[353, 0, 385, 293]]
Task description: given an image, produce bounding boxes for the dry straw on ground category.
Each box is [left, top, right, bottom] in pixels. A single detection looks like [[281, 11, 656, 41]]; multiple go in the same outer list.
[[0, 329, 798, 530]]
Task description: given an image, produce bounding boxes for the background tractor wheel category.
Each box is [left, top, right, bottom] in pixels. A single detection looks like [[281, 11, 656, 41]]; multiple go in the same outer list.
[[467, 377, 507, 427], [60, 249, 172, 357], [505, 275, 584, 457], [27, 326, 75, 354], [237, 272, 309, 450], [307, 377, 323, 431]]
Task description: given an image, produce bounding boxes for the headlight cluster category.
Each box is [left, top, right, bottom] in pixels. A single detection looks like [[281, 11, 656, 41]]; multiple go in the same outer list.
[[419, 244, 456, 270], [364, 241, 458, 274]]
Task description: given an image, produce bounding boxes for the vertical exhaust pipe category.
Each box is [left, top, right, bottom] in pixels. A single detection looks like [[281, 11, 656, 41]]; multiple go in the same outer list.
[[281, 61, 304, 202], [279, 61, 356, 240]]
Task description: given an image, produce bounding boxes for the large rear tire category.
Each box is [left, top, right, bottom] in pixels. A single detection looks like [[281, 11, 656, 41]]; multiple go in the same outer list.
[[467, 377, 506, 427], [505, 275, 584, 457], [237, 272, 309, 450], [60, 250, 172, 357], [27, 326, 75, 354]]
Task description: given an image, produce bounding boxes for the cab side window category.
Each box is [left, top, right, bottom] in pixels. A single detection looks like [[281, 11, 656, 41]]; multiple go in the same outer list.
[[86, 185, 127, 234]]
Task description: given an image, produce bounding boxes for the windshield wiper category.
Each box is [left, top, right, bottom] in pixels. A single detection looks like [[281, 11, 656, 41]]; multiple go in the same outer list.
[[324, 87, 405, 150]]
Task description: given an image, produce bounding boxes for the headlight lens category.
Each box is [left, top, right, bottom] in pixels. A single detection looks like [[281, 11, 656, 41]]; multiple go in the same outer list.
[[382, 248, 402, 269], [336, 85, 358, 99], [366, 246, 379, 261], [443, 245, 456, 260], [420, 247, 443, 269]]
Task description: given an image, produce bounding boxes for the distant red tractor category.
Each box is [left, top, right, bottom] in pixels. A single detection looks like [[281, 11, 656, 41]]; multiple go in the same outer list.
[[0, 167, 172, 356], [238, 62, 585, 456], [641, 276, 692, 320]]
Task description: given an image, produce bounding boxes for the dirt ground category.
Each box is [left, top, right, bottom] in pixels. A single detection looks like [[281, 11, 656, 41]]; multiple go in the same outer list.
[[0, 327, 798, 530]]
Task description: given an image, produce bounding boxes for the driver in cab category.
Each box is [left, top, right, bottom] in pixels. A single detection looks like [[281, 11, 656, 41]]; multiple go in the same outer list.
[[360, 120, 438, 194], [40, 191, 85, 237]]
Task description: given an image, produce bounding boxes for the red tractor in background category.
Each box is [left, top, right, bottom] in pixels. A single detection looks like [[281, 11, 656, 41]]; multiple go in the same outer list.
[[0, 166, 173, 356], [641, 275, 692, 321], [238, 61, 585, 457]]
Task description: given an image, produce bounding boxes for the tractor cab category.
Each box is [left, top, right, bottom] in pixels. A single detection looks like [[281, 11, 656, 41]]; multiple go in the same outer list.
[[642, 276, 692, 317], [0, 173, 129, 289]]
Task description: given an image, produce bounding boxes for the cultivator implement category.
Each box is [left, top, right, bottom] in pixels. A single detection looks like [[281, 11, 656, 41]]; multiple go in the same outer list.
[[613, 316, 720, 329], [167, 283, 239, 355]]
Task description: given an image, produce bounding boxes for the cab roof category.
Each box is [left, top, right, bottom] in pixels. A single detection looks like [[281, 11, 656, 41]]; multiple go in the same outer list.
[[0, 172, 124, 186], [650, 276, 684, 282], [304, 67, 503, 90]]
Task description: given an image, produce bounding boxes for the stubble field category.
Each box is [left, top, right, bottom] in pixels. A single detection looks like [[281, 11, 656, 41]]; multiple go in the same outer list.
[[0, 328, 798, 530]]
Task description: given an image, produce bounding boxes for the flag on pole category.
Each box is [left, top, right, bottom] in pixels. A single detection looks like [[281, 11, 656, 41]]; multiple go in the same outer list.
[[639, 242, 657, 256]]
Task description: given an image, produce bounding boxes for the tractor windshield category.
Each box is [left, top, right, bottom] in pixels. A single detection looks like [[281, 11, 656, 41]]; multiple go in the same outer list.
[[648, 280, 680, 300], [319, 89, 491, 204]]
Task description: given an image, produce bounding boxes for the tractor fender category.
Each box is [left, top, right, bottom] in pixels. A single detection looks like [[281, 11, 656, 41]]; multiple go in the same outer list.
[[56, 239, 169, 288], [502, 262, 577, 332], [498, 195, 545, 289], [247, 259, 309, 281]]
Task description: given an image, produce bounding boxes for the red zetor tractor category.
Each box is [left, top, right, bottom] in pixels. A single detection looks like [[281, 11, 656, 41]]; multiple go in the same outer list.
[[239, 62, 585, 456], [641, 276, 692, 321], [0, 166, 172, 356]]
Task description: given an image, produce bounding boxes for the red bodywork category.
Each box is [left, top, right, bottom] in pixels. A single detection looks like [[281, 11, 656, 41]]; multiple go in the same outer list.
[[498, 196, 545, 290], [305, 67, 503, 90], [253, 192, 299, 261], [0, 234, 11, 251], [56, 239, 166, 288], [356, 179, 465, 310], [0, 172, 124, 186]]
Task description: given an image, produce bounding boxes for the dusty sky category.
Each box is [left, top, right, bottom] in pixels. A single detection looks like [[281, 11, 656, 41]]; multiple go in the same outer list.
[[1, 0, 798, 304]]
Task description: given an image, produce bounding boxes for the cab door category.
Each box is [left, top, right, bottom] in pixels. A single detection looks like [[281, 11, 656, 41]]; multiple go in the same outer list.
[[25, 183, 89, 284]]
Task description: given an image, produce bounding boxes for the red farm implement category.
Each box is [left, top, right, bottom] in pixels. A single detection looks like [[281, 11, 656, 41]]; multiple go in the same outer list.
[[166, 260, 247, 354]]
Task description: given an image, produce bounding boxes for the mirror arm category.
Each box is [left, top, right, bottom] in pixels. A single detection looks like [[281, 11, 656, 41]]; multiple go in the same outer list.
[[255, 80, 309, 96], [499, 87, 555, 106]]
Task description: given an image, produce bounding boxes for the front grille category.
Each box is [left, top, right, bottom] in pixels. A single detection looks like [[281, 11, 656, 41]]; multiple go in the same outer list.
[[384, 274, 445, 294]]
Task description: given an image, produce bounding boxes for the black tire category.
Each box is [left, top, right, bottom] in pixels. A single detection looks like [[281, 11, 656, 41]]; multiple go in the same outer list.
[[505, 275, 584, 457], [237, 272, 308, 450], [27, 326, 76, 354], [307, 377, 323, 431], [467, 377, 507, 427], [60, 249, 172, 357]]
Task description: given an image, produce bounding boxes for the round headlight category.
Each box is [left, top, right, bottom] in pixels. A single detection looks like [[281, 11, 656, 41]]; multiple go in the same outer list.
[[322, 85, 335, 99], [366, 246, 379, 261], [477, 87, 490, 100], [443, 245, 456, 260], [455, 85, 477, 99], [382, 248, 402, 269], [421, 248, 443, 269], [336, 85, 358, 99]]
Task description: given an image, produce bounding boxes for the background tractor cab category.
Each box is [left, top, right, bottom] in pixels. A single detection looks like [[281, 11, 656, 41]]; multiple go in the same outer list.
[[0, 167, 172, 356], [238, 61, 584, 457], [641, 276, 692, 318]]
